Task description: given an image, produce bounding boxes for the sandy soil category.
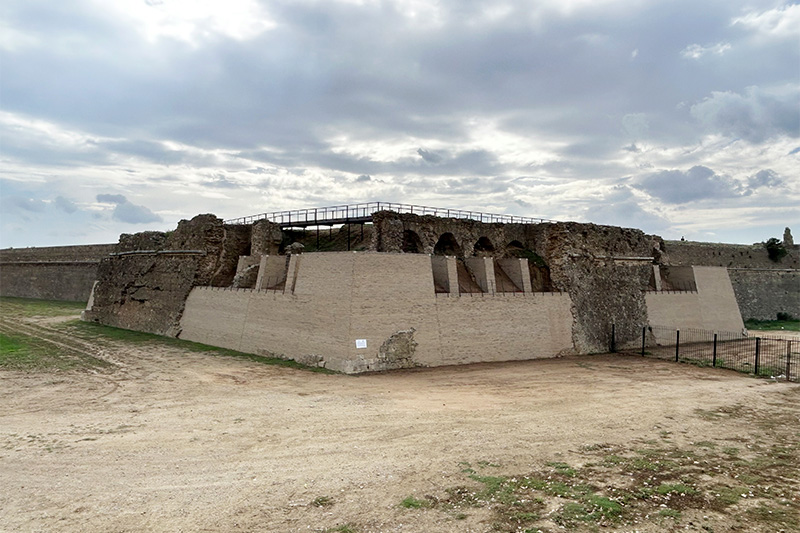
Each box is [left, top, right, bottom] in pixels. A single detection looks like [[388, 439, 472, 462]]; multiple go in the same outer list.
[[748, 328, 800, 339], [1, 317, 798, 532]]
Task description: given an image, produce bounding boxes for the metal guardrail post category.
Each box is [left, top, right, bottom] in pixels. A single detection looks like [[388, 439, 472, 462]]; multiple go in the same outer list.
[[787, 341, 792, 381], [754, 337, 761, 375], [712, 333, 717, 367], [675, 330, 680, 362], [641, 327, 646, 356]]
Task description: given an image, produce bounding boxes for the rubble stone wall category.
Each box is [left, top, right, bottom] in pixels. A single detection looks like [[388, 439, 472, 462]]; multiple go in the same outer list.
[[82, 214, 251, 336], [663, 240, 799, 268]]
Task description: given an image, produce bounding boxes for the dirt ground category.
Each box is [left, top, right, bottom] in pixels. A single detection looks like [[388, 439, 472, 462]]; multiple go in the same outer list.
[[1, 313, 798, 532]]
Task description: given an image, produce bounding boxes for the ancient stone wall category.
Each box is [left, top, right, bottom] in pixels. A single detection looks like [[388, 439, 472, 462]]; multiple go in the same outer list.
[[371, 212, 659, 353], [0, 244, 117, 262], [663, 240, 799, 269], [83, 215, 251, 336], [728, 269, 800, 320], [0, 244, 116, 301]]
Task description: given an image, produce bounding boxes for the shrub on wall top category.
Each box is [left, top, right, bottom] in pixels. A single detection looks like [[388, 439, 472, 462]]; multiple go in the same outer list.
[[764, 238, 787, 262]]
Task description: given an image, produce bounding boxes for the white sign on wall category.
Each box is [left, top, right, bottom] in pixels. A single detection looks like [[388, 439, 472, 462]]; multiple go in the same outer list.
[[355, 339, 367, 349]]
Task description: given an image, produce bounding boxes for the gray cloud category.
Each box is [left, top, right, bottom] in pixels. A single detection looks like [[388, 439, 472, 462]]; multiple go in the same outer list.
[[97, 194, 128, 204], [204, 175, 240, 189], [417, 149, 443, 164], [584, 186, 669, 232], [690, 86, 800, 142], [747, 169, 784, 190], [96, 194, 162, 224], [1, 0, 798, 248], [54, 195, 78, 213], [633, 166, 739, 204], [2, 196, 47, 213]]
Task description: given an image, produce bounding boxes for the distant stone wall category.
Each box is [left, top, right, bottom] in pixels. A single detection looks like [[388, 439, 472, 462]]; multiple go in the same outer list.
[[0, 244, 117, 262], [663, 240, 799, 269], [663, 240, 799, 320], [728, 269, 800, 320], [0, 244, 116, 301]]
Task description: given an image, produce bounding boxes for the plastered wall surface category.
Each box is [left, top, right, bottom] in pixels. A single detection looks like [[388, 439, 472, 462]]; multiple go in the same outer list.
[[646, 266, 744, 333], [179, 252, 575, 373], [645, 292, 704, 332]]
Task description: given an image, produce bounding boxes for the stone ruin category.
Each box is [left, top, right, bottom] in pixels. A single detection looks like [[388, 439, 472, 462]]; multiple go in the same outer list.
[[3, 205, 796, 373]]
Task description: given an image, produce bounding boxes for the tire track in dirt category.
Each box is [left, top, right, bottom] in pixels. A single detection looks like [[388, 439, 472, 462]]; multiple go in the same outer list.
[[0, 318, 124, 410]]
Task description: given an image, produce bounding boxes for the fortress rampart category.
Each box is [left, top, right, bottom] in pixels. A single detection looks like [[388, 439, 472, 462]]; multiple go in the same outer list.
[[662, 239, 799, 320], [2, 205, 796, 372], [0, 244, 116, 301]]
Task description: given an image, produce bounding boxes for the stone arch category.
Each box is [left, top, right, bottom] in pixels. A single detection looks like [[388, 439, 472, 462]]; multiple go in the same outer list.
[[434, 232, 461, 256], [473, 236, 495, 257], [402, 230, 424, 253], [506, 240, 525, 257]]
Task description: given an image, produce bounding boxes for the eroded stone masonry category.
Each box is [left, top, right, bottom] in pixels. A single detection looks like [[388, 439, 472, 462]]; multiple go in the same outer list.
[[2, 208, 797, 373]]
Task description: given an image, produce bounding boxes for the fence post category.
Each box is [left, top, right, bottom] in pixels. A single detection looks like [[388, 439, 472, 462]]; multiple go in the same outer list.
[[641, 327, 646, 356], [675, 330, 680, 362], [754, 337, 761, 375], [611, 323, 616, 353], [787, 341, 792, 381], [712, 333, 718, 367]]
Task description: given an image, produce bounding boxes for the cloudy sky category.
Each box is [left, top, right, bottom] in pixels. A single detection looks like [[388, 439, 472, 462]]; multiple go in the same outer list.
[[1, 0, 798, 248]]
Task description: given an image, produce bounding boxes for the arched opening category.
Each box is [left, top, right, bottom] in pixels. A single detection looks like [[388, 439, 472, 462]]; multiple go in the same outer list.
[[506, 240, 525, 257], [473, 236, 495, 257], [434, 233, 461, 256], [402, 230, 424, 253]]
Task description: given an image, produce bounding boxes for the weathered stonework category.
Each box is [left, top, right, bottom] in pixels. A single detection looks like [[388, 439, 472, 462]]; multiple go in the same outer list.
[[81, 214, 251, 336], [377, 328, 419, 369], [4, 205, 792, 373], [371, 212, 656, 353]]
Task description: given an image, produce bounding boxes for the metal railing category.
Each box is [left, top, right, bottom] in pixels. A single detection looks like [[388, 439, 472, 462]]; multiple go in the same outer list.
[[645, 280, 698, 293], [224, 202, 555, 227], [622, 325, 798, 381]]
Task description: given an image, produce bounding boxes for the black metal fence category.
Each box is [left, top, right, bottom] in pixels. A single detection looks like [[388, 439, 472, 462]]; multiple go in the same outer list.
[[619, 325, 797, 382]]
